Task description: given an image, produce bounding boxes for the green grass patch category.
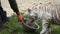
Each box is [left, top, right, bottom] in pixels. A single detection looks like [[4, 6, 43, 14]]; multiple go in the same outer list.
[[0, 15, 60, 34]]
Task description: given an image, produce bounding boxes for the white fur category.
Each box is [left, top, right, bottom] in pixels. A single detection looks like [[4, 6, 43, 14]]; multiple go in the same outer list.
[[28, 5, 60, 34]]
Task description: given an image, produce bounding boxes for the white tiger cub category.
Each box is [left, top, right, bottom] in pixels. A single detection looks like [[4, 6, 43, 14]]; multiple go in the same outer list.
[[27, 4, 60, 34]]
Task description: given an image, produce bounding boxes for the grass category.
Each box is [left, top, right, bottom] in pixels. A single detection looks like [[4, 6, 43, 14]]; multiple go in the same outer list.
[[0, 14, 60, 34]]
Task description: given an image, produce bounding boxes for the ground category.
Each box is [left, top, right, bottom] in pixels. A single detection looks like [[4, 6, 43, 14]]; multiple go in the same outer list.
[[1, 0, 60, 17], [0, 15, 60, 34]]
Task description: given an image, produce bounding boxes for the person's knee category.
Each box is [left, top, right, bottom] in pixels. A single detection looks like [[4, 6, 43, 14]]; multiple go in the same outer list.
[[1, 10, 8, 22]]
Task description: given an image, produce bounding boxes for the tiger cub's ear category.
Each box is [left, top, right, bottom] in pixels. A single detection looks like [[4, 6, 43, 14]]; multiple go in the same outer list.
[[28, 8, 31, 13]]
